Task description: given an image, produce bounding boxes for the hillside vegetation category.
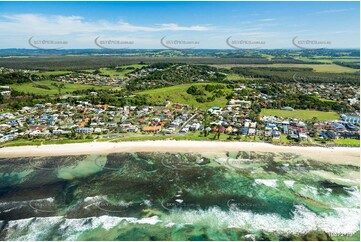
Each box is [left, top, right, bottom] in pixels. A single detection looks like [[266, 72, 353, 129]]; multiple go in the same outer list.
[[139, 83, 233, 109]]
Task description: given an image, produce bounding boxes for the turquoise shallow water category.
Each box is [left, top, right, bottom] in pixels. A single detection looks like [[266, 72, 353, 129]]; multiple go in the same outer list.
[[0, 151, 359, 240]]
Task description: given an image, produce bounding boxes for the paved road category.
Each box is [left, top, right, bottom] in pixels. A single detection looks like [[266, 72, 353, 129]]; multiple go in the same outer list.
[[178, 113, 197, 133]]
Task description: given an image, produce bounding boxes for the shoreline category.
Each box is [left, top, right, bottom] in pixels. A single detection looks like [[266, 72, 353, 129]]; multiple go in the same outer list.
[[0, 140, 359, 166]]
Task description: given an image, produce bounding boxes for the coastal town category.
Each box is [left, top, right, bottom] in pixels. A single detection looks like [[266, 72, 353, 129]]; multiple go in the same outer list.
[[0, 1, 360, 241], [0, 92, 359, 146], [0, 59, 360, 147]]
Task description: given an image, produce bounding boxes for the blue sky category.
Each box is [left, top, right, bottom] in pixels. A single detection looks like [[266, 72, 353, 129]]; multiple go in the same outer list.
[[0, 1, 359, 49]]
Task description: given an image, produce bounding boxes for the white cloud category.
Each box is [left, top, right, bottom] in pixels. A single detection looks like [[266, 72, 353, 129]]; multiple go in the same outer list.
[[316, 8, 354, 14], [0, 14, 211, 36], [259, 18, 275, 22]]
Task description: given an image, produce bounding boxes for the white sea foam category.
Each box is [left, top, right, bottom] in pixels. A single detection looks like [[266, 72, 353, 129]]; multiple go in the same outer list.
[[0, 197, 55, 214], [143, 199, 152, 207], [2, 207, 19, 213], [255, 179, 277, 188], [216, 157, 228, 164], [2, 215, 162, 240], [134, 216, 161, 225], [300, 185, 318, 196], [165, 222, 176, 228], [5, 217, 63, 241], [84, 196, 133, 208], [83, 196, 108, 210], [1, 205, 359, 240], [298, 185, 360, 209], [335, 178, 359, 185], [57, 216, 121, 240], [165, 205, 360, 236], [284, 180, 295, 188], [84, 195, 106, 203], [0, 197, 54, 207]]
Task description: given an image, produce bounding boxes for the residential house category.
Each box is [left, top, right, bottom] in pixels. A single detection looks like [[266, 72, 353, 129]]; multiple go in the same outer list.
[[143, 126, 162, 133], [76, 127, 93, 134], [341, 114, 360, 124]]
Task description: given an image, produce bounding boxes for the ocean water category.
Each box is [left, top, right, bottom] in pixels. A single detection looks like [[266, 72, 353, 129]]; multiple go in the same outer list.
[[0, 151, 359, 241]]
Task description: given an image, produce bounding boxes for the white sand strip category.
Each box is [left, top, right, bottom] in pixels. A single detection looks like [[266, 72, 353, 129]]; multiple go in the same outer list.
[[0, 141, 359, 166]]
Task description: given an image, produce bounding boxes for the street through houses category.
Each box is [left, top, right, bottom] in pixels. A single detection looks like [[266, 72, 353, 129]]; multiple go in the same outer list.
[[178, 113, 198, 133]]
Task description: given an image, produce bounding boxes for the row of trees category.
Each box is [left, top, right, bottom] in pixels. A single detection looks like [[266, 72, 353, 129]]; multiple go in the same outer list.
[[0, 72, 34, 85], [127, 64, 227, 91]]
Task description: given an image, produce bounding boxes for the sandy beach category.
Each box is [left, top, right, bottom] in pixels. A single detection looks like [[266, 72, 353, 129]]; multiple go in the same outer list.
[[0, 141, 359, 165]]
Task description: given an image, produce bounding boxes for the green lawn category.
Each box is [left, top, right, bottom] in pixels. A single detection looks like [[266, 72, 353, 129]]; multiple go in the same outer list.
[[333, 139, 360, 147], [224, 74, 260, 81], [261, 109, 339, 121], [271, 135, 295, 144], [10, 80, 114, 95], [138, 83, 232, 109], [225, 74, 243, 81]]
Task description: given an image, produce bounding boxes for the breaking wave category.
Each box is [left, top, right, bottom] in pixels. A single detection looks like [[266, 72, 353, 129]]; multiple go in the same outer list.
[[165, 205, 360, 236], [1, 205, 359, 240]]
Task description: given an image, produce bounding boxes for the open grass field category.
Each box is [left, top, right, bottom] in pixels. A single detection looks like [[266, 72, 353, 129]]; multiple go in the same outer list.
[[211, 63, 357, 73], [224, 73, 263, 81], [138, 83, 232, 109], [295, 57, 360, 64], [97, 64, 147, 78], [10, 80, 114, 95], [261, 109, 339, 121], [260, 54, 274, 61], [225, 74, 243, 81], [38, 70, 73, 76], [37, 64, 146, 78], [293, 57, 333, 64]]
